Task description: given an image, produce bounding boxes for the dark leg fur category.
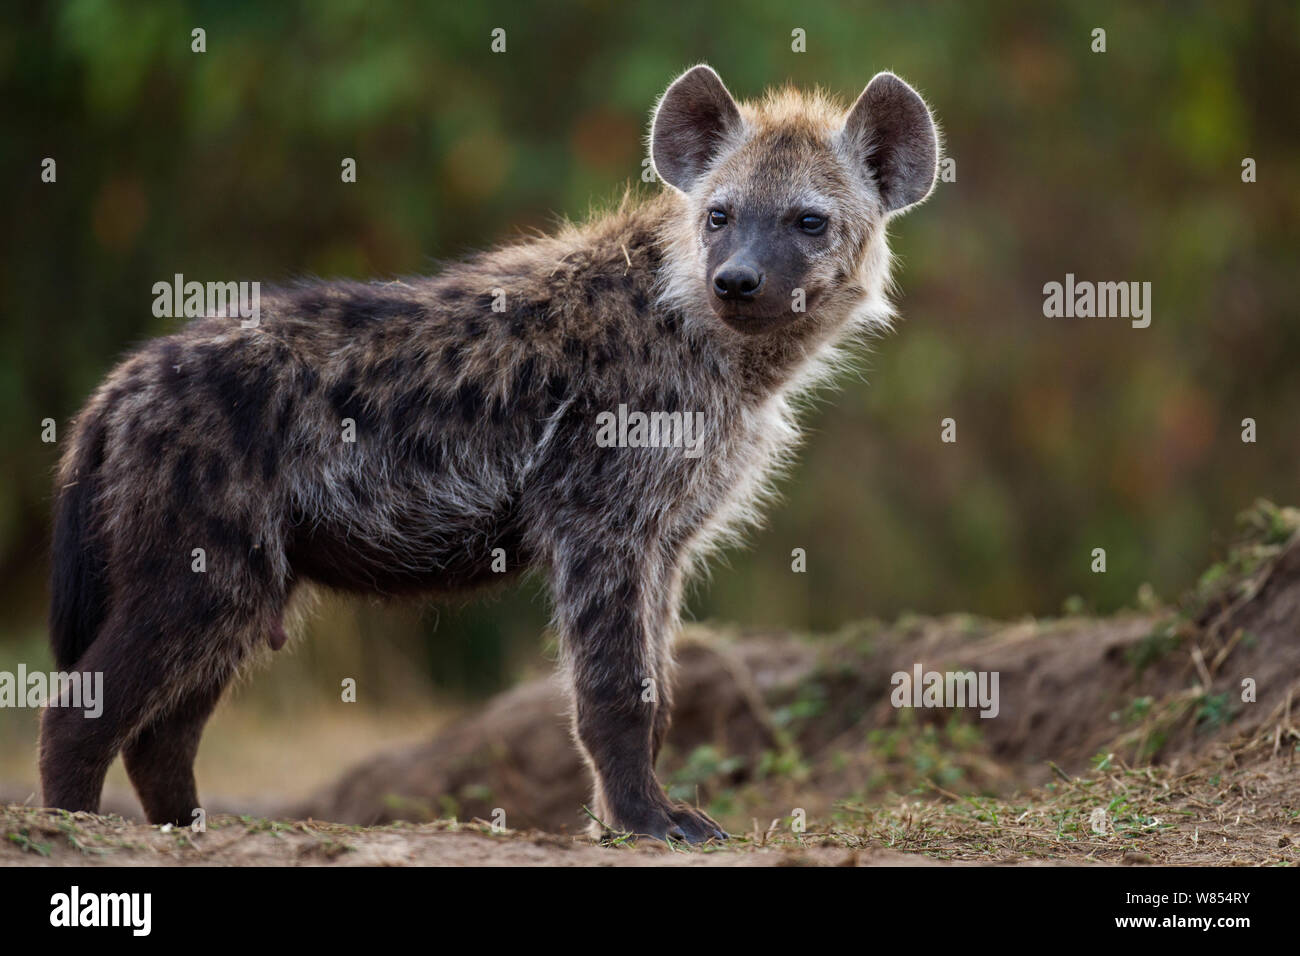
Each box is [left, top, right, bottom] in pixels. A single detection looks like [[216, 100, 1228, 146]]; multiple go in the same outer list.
[[122, 676, 232, 826], [40, 573, 261, 822], [553, 544, 726, 843], [39, 606, 169, 815]]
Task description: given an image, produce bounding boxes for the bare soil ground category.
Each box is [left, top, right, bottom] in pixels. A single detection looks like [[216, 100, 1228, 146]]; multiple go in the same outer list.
[[4, 502, 1298, 866], [2, 747, 1294, 865], [0, 807, 935, 866]]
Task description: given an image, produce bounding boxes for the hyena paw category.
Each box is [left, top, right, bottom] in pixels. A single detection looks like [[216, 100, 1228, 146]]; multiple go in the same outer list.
[[662, 803, 729, 843], [607, 801, 728, 844]]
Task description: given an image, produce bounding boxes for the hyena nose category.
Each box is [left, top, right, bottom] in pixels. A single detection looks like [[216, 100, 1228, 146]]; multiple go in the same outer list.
[[713, 264, 764, 302]]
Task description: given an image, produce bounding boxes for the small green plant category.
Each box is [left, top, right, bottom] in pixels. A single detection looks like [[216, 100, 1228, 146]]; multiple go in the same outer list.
[[1119, 695, 1154, 725], [1194, 692, 1232, 730], [666, 745, 744, 802], [1127, 622, 1180, 678], [770, 678, 829, 728], [7, 830, 52, 856]]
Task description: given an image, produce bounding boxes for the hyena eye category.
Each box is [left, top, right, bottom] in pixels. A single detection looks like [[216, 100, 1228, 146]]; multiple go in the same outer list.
[[707, 209, 728, 230], [798, 214, 827, 235]]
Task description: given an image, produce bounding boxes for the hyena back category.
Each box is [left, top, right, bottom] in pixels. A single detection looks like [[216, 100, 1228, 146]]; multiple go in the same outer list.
[[42, 66, 937, 841]]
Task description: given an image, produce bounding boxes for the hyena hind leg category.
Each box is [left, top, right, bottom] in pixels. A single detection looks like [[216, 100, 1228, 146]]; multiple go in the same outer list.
[[39, 602, 252, 822], [121, 673, 236, 826]]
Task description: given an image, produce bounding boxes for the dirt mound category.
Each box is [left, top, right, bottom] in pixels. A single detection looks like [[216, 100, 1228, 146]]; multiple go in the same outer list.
[[296, 502, 1300, 833]]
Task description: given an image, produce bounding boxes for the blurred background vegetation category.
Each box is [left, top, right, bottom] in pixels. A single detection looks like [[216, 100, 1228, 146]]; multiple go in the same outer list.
[[0, 0, 1296, 783]]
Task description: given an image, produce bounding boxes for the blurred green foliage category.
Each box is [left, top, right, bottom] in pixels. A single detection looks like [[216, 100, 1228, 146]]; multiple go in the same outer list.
[[1, 1, 1297, 695]]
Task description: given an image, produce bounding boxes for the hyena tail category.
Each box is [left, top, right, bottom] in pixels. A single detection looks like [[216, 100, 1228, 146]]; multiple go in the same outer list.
[[49, 418, 109, 671]]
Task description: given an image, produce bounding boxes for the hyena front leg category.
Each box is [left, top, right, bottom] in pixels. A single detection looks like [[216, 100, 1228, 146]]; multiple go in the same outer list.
[[553, 543, 726, 843]]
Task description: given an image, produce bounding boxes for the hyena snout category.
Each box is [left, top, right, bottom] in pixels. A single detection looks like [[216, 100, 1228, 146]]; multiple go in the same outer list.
[[708, 254, 799, 334], [712, 259, 764, 302]]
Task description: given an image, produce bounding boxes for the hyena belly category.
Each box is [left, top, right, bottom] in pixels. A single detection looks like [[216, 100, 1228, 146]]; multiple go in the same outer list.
[[283, 449, 532, 596], [284, 491, 528, 596]]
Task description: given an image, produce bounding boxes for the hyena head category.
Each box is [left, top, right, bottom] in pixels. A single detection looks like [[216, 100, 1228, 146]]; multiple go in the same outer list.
[[652, 65, 938, 339]]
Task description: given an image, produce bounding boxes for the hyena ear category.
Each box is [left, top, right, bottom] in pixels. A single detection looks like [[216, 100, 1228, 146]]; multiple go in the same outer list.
[[840, 72, 939, 214], [651, 65, 744, 193]]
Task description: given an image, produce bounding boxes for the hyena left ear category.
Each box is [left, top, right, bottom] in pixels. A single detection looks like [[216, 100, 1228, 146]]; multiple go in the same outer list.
[[840, 72, 939, 214], [651, 65, 745, 193]]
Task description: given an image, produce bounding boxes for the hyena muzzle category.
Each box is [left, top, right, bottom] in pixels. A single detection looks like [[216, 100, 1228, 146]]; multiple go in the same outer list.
[[41, 65, 937, 842]]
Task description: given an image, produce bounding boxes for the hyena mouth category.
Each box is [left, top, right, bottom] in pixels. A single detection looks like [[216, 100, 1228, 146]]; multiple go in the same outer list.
[[713, 309, 800, 335]]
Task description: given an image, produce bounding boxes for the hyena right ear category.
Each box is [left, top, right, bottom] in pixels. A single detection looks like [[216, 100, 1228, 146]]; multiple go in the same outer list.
[[651, 65, 744, 193], [840, 72, 939, 214]]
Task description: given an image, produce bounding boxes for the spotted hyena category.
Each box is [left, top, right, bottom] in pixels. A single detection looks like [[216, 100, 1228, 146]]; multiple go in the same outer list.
[[42, 65, 938, 842]]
